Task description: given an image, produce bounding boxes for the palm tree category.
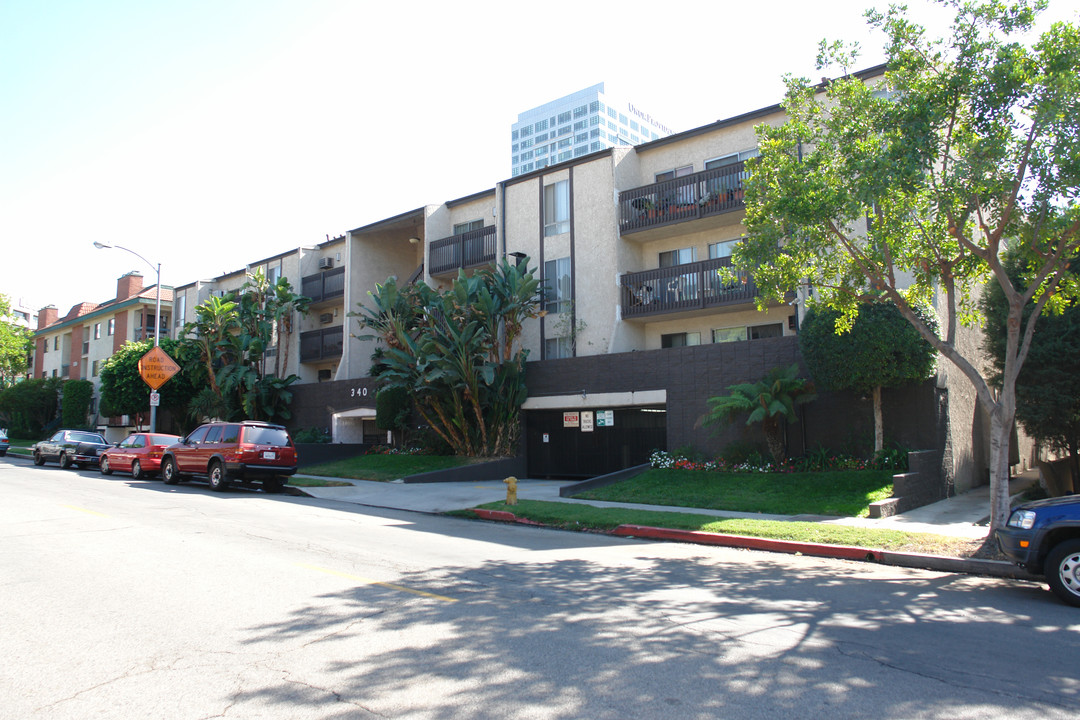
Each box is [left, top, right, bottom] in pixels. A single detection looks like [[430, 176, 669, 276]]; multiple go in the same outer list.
[[704, 363, 816, 466]]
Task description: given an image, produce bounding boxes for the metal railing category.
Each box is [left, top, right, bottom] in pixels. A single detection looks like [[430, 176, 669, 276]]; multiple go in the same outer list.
[[300, 326, 344, 362], [301, 266, 345, 303], [429, 226, 497, 276], [620, 257, 757, 318], [618, 162, 747, 233]]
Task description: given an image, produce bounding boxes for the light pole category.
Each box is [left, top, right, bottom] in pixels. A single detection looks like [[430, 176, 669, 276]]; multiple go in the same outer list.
[[94, 241, 163, 432]]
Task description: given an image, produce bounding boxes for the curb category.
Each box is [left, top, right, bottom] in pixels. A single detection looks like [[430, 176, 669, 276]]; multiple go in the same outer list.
[[471, 511, 1040, 581]]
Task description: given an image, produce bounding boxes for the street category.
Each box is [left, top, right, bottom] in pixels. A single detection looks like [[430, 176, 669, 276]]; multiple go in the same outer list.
[[2, 457, 1079, 719]]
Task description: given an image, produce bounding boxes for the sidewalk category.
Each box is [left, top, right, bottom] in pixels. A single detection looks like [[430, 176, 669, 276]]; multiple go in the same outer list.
[[291, 471, 1042, 579]]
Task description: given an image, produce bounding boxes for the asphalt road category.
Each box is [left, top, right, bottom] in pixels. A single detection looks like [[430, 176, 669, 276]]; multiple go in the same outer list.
[[2, 457, 1079, 719]]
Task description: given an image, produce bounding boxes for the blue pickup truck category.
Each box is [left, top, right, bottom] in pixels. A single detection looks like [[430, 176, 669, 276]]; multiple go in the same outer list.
[[996, 495, 1080, 607]]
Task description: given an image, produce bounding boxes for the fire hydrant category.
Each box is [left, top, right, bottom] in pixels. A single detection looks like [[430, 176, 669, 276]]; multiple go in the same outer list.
[[504, 476, 518, 506]]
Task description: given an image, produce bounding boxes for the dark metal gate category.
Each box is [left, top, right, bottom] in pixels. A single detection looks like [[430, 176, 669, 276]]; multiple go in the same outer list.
[[525, 406, 667, 479]]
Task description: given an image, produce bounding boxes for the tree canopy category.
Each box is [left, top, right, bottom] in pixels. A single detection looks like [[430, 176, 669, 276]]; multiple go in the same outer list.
[[0, 294, 32, 389], [354, 258, 542, 457], [98, 337, 202, 428], [735, 0, 1080, 528], [800, 300, 937, 452]]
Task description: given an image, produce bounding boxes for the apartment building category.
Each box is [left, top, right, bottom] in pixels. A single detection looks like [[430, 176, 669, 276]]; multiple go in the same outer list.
[[511, 83, 675, 178], [32, 273, 172, 427]]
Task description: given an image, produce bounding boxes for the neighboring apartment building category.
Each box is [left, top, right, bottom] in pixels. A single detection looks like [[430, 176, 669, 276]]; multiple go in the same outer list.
[[511, 83, 676, 178], [282, 63, 1013, 493], [32, 273, 172, 431], [6, 299, 38, 330]]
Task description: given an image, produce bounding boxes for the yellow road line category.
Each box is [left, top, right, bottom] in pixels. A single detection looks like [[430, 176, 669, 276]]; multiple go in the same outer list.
[[63, 505, 108, 517], [298, 564, 457, 603]]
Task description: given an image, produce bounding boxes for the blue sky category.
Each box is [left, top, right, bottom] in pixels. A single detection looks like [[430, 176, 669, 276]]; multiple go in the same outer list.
[[2, 0, 1077, 316]]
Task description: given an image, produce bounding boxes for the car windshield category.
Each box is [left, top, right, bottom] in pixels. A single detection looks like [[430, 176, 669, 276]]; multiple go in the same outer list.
[[150, 435, 178, 445], [71, 432, 106, 443], [243, 426, 291, 446]]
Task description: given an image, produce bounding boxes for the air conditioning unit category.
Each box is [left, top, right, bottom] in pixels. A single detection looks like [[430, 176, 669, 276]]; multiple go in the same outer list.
[[319, 313, 333, 324], [317, 369, 332, 381], [318, 257, 334, 270]]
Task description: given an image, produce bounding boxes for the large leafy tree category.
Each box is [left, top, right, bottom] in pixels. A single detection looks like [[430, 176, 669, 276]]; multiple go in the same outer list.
[[0, 294, 32, 389], [703, 363, 816, 466], [185, 271, 310, 423], [354, 258, 542, 457], [735, 0, 1080, 529], [800, 300, 937, 453], [984, 258, 1080, 493]]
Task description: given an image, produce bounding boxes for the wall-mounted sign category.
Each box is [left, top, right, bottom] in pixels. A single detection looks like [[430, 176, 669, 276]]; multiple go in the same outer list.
[[543, 433, 550, 443], [581, 411, 595, 432], [596, 410, 614, 427], [563, 412, 580, 427]]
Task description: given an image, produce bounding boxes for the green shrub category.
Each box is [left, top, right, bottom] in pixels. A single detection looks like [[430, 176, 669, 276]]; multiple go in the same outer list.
[[61, 380, 94, 429], [293, 427, 331, 443]]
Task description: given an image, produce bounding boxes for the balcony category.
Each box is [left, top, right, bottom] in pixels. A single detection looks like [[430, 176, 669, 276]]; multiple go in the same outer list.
[[301, 266, 345, 304], [429, 226, 497, 276], [300, 326, 344, 363], [618, 162, 747, 236], [620, 257, 757, 319]]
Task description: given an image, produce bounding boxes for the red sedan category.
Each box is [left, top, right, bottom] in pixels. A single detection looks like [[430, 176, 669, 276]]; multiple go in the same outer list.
[[100, 433, 182, 479]]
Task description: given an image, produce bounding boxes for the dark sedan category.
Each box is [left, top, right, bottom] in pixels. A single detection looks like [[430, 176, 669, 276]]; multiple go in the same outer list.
[[32, 429, 111, 469]]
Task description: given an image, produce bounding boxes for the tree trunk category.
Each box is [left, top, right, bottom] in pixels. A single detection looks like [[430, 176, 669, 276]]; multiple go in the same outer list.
[[988, 402, 1015, 531], [873, 385, 883, 453]]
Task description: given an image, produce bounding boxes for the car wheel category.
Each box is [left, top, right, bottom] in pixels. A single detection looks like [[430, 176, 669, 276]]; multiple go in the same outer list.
[[131, 460, 144, 480], [208, 461, 229, 492], [1045, 539, 1080, 608], [33, 451, 45, 466], [100, 457, 113, 475], [59, 452, 72, 469], [161, 457, 180, 485]]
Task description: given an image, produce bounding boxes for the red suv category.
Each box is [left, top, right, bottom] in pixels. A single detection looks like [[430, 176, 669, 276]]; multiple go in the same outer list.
[[160, 421, 298, 492]]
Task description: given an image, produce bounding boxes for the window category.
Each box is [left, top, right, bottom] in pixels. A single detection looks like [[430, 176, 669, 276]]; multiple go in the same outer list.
[[43, 339, 48, 353], [661, 332, 701, 348], [512, 129, 519, 140], [544, 336, 574, 360], [705, 148, 759, 170], [544, 257, 571, 314], [520, 125, 532, 137], [108, 318, 115, 335], [535, 132, 548, 143], [82, 340, 89, 356], [94, 323, 101, 339], [656, 165, 693, 182], [712, 323, 783, 343], [630, 120, 640, 132], [708, 239, 740, 259], [619, 113, 628, 125], [712, 327, 745, 343], [749, 323, 783, 340], [204, 425, 224, 444], [520, 137, 534, 149], [607, 107, 617, 119], [267, 263, 281, 286], [453, 219, 484, 235], [54, 337, 58, 351], [590, 115, 600, 126], [575, 132, 588, 144], [91, 360, 99, 377], [557, 111, 571, 124], [520, 150, 533, 161], [574, 147, 588, 157], [573, 105, 587, 118], [573, 120, 587, 131], [544, 181, 570, 236], [659, 247, 697, 267], [557, 137, 572, 149]]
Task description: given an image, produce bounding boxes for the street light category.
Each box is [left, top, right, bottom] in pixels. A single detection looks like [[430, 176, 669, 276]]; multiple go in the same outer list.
[[94, 241, 163, 432]]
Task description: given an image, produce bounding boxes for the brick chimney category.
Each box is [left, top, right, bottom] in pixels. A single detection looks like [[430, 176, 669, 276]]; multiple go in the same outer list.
[[37, 305, 58, 330], [116, 272, 144, 300]]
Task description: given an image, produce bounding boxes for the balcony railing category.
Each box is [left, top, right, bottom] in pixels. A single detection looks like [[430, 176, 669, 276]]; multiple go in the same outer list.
[[618, 162, 748, 234], [301, 266, 345, 303], [300, 326, 344, 363], [620, 257, 757, 318], [429, 226, 497, 276]]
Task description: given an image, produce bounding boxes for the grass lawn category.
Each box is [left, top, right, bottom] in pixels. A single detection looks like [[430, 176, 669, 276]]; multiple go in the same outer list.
[[299, 453, 476, 482], [573, 468, 894, 518], [458, 499, 989, 559]]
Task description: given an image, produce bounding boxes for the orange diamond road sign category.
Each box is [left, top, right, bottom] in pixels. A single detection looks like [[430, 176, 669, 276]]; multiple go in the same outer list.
[[139, 346, 180, 390]]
